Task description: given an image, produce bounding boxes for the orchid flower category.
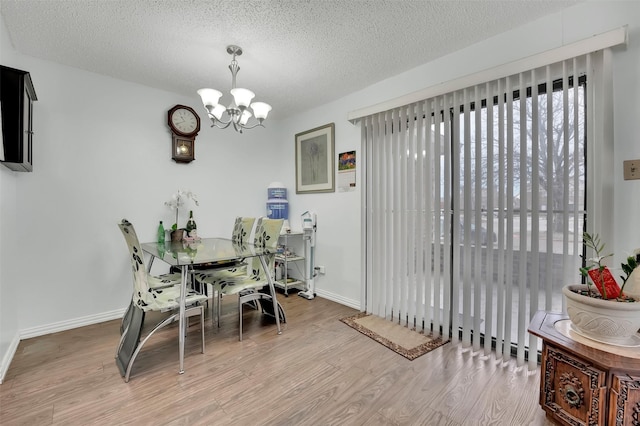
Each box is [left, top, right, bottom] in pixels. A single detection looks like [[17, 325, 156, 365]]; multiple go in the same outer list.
[[165, 189, 199, 230]]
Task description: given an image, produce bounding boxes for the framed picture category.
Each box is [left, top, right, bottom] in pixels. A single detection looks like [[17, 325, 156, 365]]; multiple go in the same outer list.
[[295, 123, 335, 193]]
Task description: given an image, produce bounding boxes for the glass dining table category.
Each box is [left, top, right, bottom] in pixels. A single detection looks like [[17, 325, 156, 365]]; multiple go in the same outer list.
[[141, 237, 283, 374]]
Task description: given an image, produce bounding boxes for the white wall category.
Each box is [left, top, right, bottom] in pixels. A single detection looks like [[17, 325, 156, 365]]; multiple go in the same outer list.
[[279, 106, 362, 307], [2, 0, 639, 380], [0, 15, 21, 382]]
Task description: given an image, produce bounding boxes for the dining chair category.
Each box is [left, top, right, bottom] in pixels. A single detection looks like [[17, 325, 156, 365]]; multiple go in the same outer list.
[[198, 217, 285, 341], [193, 216, 256, 325], [120, 271, 182, 334], [116, 219, 208, 382], [119, 237, 185, 334]]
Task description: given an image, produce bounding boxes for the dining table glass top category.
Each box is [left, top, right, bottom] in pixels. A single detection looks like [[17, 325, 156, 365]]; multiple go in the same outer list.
[[141, 237, 273, 266]]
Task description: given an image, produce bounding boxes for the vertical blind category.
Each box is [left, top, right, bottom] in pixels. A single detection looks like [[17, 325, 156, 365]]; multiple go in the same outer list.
[[361, 49, 614, 367]]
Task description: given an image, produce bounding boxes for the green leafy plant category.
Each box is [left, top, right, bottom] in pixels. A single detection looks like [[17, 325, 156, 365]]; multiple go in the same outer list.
[[621, 254, 639, 293], [579, 232, 613, 298]]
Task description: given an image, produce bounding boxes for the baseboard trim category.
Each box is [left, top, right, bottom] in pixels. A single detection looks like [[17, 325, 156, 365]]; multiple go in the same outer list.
[[1, 308, 126, 383], [315, 289, 361, 310], [0, 333, 20, 384], [20, 308, 126, 340]]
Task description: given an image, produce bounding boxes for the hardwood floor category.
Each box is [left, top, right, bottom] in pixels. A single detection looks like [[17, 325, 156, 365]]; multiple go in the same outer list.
[[1, 294, 554, 425]]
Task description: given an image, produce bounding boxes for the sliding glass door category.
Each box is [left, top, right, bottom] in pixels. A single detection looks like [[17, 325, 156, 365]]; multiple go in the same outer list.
[[446, 75, 586, 360], [362, 58, 590, 366]]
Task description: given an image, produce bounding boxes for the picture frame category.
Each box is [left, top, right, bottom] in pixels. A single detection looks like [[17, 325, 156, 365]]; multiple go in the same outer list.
[[295, 123, 335, 193]]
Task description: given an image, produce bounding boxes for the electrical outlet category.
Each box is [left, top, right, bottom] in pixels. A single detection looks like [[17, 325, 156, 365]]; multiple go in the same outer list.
[[316, 265, 326, 274], [624, 160, 640, 180]]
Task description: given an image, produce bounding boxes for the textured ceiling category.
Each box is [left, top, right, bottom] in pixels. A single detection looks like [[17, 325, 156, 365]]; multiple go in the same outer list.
[[0, 0, 581, 120]]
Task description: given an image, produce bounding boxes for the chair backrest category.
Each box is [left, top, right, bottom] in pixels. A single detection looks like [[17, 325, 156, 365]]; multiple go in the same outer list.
[[118, 219, 162, 311], [231, 217, 256, 244], [248, 217, 284, 280]]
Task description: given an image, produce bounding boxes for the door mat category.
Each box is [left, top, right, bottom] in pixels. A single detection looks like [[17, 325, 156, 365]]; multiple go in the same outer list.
[[340, 312, 449, 360]]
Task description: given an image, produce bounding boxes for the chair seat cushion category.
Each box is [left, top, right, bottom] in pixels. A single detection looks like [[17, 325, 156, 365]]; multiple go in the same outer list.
[[138, 284, 208, 312], [193, 264, 248, 285], [211, 276, 267, 296], [147, 272, 182, 289]]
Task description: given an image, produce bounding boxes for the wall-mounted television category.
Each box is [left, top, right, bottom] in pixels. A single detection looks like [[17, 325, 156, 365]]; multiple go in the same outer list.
[[1, 65, 37, 172]]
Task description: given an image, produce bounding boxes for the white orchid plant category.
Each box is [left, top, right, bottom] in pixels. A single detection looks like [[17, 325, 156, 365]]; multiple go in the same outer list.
[[164, 189, 199, 231]]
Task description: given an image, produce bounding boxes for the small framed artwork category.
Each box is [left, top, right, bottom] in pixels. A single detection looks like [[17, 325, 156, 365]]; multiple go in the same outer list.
[[295, 123, 335, 193]]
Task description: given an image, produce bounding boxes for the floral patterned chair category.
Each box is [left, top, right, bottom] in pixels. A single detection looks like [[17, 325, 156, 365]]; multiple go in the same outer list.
[[193, 216, 256, 325], [197, 217, 285, 341], [120, 269, 182, 335], [119, 231, 183, 334], [116, 219, 208, 382]]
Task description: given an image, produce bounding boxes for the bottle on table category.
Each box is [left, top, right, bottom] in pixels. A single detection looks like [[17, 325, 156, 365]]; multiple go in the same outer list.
[[157, 220, 165, 245], [185, 210, 197, 238]]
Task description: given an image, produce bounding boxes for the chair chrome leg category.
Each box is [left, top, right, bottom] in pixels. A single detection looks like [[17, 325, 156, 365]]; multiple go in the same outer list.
[[238, 296, 243, 341], [209, 284, 215, 327], [257, 254, 281, 335], [123, 304, 204, 382], [217, 291, 222, 327], [116, 324, 129, 358], [184, 305, 205, 354], [210, 288, 215, 327], [199, 304, 205, 353], [125, 313, 177, 382]]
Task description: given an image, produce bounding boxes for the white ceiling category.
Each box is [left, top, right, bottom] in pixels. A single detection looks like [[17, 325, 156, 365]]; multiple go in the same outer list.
[[0, 0, 581, 120]]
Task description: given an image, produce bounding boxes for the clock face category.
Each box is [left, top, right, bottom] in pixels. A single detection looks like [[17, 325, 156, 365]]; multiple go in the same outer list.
[[170, 108, 198, 135]]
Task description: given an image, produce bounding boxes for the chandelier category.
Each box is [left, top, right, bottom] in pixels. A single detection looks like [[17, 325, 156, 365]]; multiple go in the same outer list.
[[197, 45, 272, 133]]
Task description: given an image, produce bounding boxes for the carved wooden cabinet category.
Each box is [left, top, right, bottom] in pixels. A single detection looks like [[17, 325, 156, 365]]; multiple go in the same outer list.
[[529, 311, 640, 426], [542, 343, 607, 424], [610, 374, 640, 425]]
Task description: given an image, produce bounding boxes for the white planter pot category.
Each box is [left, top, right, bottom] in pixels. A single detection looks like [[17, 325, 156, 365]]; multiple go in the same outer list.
[[563, 284, 640, 346]]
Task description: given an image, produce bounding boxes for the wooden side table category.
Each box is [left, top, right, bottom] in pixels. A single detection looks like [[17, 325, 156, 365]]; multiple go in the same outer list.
[[528, 311, 640, 425]]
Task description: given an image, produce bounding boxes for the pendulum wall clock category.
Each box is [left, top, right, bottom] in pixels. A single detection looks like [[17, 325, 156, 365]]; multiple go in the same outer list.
[[168, 104, 200, 163]]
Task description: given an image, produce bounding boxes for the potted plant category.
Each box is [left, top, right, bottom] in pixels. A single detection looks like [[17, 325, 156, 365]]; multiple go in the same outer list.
[[164, 189, 199, 241], [563, 232, 640, 345]]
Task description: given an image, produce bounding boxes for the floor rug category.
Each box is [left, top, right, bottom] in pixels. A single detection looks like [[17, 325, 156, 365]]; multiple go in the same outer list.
[[340, 312, 449, 360]]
